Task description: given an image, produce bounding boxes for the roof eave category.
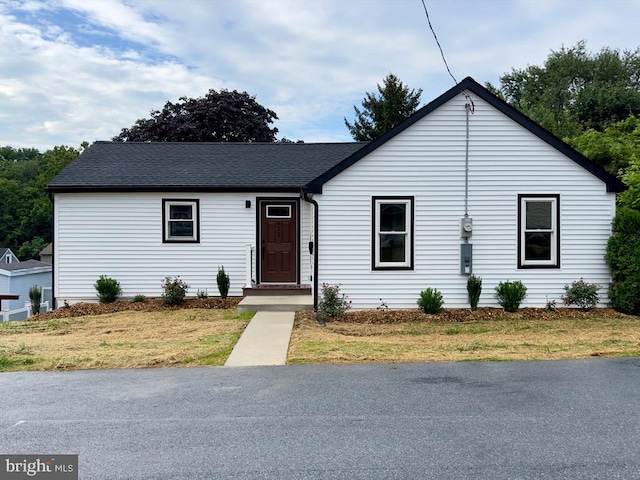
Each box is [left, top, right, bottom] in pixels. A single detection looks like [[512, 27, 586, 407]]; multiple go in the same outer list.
[[46, 185, 305, 194]]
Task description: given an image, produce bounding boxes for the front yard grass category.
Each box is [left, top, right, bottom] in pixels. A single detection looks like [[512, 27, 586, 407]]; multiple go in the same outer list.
[[0, 309, 253, 371], [288, 310, 640, 364]]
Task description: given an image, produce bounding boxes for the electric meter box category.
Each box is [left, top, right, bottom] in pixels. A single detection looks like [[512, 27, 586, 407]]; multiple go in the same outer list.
[[461, 217, 473, 238], [461, 243, 473, 275]]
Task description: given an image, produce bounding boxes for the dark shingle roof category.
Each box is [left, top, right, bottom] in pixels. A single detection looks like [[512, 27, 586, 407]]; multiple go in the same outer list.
[[0, 260, 50, 272], [47, 142, 368, 192]]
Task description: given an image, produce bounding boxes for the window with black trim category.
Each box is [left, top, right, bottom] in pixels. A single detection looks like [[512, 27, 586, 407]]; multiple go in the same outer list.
[[372, 197, 414, 270], [518, 194, 559, 268], [163, 199, 199, 243]]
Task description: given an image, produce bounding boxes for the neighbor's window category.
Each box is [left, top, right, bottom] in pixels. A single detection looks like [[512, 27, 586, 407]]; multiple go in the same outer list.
[[163, 199, 199, 243], [518, 194, 559, 268], [373, 197, 414, 270]]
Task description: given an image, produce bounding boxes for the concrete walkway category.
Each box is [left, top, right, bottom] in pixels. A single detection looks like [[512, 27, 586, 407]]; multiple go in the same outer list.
[[224, 311, 295, 367]]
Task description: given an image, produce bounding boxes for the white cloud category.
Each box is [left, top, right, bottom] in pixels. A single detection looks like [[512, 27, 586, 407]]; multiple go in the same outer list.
[[0, 0, 638, 150]]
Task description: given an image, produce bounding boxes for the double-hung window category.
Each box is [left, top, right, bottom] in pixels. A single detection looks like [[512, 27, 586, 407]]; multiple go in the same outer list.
[[372, 197, 414, 270], [163, 199, 199, 243], [518, 194, 559, 268]]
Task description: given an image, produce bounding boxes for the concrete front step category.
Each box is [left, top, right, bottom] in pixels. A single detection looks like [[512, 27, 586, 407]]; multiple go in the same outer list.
[[242, 284, 312, 296], [237, 295, 314, 313]]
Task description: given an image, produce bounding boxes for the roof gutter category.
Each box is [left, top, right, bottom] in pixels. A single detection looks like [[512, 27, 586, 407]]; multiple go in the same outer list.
[[301, 187, 323, 325]]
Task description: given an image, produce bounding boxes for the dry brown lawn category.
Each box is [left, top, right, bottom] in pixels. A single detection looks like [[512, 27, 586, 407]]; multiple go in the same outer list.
[[289, 308, 640, 364], [3, 299, 640, 371], [0, 306, 251, 371]]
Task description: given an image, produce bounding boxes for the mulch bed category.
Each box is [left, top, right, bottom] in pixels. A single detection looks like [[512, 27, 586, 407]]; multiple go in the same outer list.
[[297, 307, 633, 324], [31, 298, 634, 324], [30, 297, 242, 321]]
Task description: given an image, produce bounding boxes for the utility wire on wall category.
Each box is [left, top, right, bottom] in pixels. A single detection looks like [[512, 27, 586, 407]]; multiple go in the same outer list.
[[420, 0, 474, 226]]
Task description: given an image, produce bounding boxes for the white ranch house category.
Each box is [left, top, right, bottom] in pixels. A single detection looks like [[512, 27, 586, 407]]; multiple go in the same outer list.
[[47, 77, 624, 311]]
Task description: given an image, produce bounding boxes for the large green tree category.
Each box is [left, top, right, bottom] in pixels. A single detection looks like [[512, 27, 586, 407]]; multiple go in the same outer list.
[[113, 89, 279, 142], [0, 144, 81, 260], [345, 73, 422, 141], [567, 115, 640, 176], [489, 41, 640, 139]]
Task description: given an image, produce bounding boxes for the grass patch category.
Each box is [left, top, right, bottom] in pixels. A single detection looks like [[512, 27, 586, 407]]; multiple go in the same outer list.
[[0, 308, 252, 372], [289, 313, 640, 364]]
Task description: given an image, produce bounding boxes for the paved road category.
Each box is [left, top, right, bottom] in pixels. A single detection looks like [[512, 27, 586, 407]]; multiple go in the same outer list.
[[1, 359, 640, 479]]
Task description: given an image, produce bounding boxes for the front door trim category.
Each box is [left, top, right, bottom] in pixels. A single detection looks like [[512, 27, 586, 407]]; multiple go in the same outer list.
[[257, 197, 300, 284]]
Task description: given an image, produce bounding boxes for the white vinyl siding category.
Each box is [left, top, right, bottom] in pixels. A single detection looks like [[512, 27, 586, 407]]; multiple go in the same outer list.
[[54, 192, 309, 303], [316, 92, 615, 309]]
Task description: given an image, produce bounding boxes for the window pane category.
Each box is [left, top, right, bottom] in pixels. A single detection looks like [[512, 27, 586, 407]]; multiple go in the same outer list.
[[525, 232, 551, 260], [170, 221, 194, 237], [267, 206, 291, 218], [380, 204, 406, 232], [380, 234, 406, 262], [170, 205, 192, 220], [526, 201, 551, 229]]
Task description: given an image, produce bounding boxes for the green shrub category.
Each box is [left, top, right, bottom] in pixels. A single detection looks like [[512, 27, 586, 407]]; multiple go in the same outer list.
[[217, 266, 230, 299], [132, 294, 147, 303], [605, 207, 640, 315], [29, 285, 42, 315], [318, 283, 351, 319], [161, 276, 189, 305], [562, 278, 601, 310], [95, 275, 122, 304], [197, 289, 209, 299], [494, 280, 527, 312], [417, 287, 443, 314], [466, 275, 482, 311], [545, 297, 557, 312]]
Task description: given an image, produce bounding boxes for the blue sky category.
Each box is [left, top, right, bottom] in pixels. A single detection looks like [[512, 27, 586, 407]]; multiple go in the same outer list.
[[0, 0, 638, 150]]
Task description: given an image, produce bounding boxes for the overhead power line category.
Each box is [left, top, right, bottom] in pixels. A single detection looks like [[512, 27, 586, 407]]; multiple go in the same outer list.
[[420, 0, 457, 85], [420, 0, 474, 111]]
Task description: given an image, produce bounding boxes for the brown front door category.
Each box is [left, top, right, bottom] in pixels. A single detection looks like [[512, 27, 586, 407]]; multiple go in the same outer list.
[[260, 200, 298, 283]]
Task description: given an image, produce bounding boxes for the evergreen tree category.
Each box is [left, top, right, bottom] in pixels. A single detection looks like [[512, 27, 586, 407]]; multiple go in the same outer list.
[[345, 73, 422, 141]]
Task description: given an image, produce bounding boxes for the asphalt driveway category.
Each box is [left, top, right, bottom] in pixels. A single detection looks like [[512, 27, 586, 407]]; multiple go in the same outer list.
[[1, 359, 639, 479]]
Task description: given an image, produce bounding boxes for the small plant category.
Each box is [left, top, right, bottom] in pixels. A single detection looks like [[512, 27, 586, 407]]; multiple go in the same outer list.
[[377, 298, 389, 314], [545, 297, 557, 312], [132, 294, 147, 303], [494, 280, 527, 312], [95, 275, 122, 304], [28, 285, 42, 315], [197, 289, 209, 299], [217, 266, 230, 299], [562, 278, 601, 310], [466, 275, 482, 311], [318, 283, 351, 320], [417, 288, 443, 314], [161, 276, 189, 305]]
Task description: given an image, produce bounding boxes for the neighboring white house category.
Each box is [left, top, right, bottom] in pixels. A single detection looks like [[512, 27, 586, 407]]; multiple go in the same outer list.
[[46, 77, 625, 310], [0, 260, 52, 311]]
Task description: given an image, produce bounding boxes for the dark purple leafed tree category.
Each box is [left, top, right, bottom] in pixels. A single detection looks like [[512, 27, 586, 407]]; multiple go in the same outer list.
[[113, 89, 279, 142]]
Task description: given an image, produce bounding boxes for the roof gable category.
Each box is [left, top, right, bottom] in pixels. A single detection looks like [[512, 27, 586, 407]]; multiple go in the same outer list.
[[305, 77, 626, 193]]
